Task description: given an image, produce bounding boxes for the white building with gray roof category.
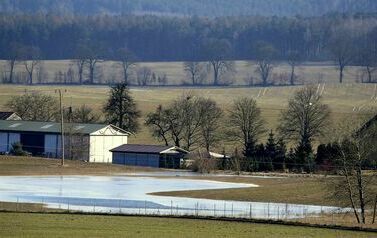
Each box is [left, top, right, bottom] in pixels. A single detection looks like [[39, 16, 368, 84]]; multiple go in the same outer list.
[[0, 120, 129, 163]]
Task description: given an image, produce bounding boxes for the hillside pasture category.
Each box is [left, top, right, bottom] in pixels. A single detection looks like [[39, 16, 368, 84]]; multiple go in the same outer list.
[[0, 83, 376, 147]]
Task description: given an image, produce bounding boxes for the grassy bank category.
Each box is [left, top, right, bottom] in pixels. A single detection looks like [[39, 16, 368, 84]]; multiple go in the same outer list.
[[0, 212, 373, 238], [152, 176, 336, 206]]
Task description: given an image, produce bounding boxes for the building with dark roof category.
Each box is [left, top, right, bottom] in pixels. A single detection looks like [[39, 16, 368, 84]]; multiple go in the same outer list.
[[0, 112, 21, 121], [110, 144, 189, 168], [0, 120, 129, 162]]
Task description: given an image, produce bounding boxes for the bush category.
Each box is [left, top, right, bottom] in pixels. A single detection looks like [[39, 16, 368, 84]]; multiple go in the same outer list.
[[10, 142, 28, 156]]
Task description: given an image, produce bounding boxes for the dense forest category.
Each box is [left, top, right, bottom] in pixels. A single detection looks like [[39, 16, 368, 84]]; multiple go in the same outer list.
[[1, 14, 377, 62], [1, 0, 377, 17]]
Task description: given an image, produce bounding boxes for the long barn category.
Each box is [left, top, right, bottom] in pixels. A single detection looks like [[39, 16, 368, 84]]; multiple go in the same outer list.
[[0, 120, 129, 163]]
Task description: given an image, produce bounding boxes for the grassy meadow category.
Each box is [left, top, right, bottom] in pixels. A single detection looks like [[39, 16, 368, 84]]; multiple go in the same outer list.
[[0, 212, 374, 238]]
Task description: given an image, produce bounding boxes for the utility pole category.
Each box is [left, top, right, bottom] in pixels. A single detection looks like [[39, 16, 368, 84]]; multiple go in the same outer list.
[[56, 89, 65, 166]]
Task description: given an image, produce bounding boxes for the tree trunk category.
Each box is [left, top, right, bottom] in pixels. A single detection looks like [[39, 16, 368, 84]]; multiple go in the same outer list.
[[366, 66, 372, 83], [373, 195, 377, 224], [89, 65, 95, 84], [356, 166, 366, 224], [9, 60, 15, 84], [213, 64, 219, 86], [339, 66, 344, 83], [290, 65, 295, 85]]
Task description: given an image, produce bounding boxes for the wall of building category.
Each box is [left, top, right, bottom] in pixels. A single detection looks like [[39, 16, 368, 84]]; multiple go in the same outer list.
[[112, 152, 160, 167], [89, 133, 128, 163], [0, 132, 20, 153]]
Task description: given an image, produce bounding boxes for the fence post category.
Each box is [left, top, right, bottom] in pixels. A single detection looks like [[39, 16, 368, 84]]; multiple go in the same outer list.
[[170, 201, 173, 215], [67, 198, 70, 212], [249, 204, 252, 219], [41, 197, 44, 212], [16, 197, 19, 211], [144, 200, 147, 215], [118, 200, 121, 214], [231, 203, 234, 217], [267, 203, 270, 219], [277, 207, 279, 220], [223, 203, 226, 217], [214, 204, 216, 217]]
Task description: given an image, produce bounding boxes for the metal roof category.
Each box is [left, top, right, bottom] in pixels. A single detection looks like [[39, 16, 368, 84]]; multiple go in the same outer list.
[[0, 120, 115, 134], [110, 144, 188, 154], [0, 112, 17, 120]]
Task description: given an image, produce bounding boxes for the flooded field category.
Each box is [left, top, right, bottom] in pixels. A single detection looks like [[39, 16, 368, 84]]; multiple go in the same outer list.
[[0, 176, 341, 219]]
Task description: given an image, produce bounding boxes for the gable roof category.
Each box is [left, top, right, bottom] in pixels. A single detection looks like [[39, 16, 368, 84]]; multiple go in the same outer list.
[[0, 112, 20, 120], [110, 144, 189, 154], [0, 120, 127, 135]]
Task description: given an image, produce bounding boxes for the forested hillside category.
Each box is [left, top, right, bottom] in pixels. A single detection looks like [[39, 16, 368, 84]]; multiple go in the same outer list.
[[1, 0, 377, 17], [1, 14, 376, 62]]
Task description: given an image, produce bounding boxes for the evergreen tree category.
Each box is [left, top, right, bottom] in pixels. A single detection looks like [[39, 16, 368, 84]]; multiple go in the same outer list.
[[103, 83, 141, 133]]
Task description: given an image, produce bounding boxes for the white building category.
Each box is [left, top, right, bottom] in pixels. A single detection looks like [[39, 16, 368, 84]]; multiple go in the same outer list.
[[0, 120, 129, 163]]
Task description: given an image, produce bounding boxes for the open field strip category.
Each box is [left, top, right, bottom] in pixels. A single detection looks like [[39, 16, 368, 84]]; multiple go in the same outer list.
[[0, 60, 366, 85], [0, 212, 374, 238]]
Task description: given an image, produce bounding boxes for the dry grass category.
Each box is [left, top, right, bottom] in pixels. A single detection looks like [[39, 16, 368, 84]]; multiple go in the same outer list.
[[0, 212, 374, 238], [0, 156, 163, 176], [151, 175, 337, 206]]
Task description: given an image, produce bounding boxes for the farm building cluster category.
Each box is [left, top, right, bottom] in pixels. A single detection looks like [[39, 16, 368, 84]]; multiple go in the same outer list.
[[0, 111, 191, 168]]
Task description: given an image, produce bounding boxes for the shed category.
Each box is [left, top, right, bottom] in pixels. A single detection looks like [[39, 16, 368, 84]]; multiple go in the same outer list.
[[0, 120, 129, 163], [110, 144, 189, 168]]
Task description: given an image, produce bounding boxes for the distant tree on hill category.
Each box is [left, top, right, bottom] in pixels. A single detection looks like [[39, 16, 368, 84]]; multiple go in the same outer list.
[[4, 43, 23, 84], [203, 38, 235, 86], [183, 61, 207, 85], [253, 41, 277, 86], [20, 46, 41, 85], [103, 83, 140, 133], [116, 47, 138, 85], [287, 50, 303, 85], [328, 25, 355, 83]]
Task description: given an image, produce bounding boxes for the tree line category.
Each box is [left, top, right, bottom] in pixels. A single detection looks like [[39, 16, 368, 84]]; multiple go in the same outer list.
[[0, 14, 376, 62], [1, 0, 377, 17], [1, 14, 377, 85]]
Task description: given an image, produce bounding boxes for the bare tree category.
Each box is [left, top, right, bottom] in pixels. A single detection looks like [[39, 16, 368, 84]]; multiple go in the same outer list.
[[116, 47, 137, 84], [228, 97, 265, 156], [67, 105, 100, 123], [5, 43, 22, 84], [328, 26, 355, 83], [183, 61, 207, 85], [6, 92, 59, 121], [73, 59, 86, 84], [20, 46, 41, 85], [145, 105, 170, 146], [137, 66, 152, 86], [327, 114, 377, 224], [253, 41, 277, 86], [287, 50, 303, 86], [146, 94, 222, 151], [203, 38, 235, 86], [198, 98, 223, 152]]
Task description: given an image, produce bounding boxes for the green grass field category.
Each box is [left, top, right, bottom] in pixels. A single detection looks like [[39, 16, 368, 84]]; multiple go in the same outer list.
[[0, 83, 376, 146], [0, 212, 373, 238]]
